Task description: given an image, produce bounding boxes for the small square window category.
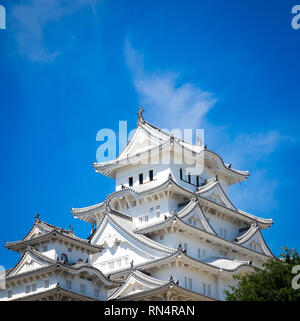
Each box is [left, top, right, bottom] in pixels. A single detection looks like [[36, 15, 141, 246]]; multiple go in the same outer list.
[[7, 290, 12, 298], [25, 285, 30, 293], [109, 261, 115, 270], [159, 234, 164, 240], [31, 283, 37, 292], [144, 215, 148, 222], [68, 247, 72, 253], [42, 245, 48, 252], [44, 279, 49, 288]]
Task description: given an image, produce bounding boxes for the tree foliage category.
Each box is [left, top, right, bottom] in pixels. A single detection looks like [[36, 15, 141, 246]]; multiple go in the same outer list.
[[225, 247, 300, 301]]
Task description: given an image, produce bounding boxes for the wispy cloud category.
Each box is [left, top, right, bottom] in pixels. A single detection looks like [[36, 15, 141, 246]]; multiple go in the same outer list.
[[12, 0, 99, 62], [125, 40, 217, 130], [124, 40, 294, 215]]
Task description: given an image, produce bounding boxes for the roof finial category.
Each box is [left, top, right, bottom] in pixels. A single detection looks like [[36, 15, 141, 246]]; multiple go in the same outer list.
[[69, 225, 73, 233], [35, 213, 40, 222], [137, 106, 145, 125]]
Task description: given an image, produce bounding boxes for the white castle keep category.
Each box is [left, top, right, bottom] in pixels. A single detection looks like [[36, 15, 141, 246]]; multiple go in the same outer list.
[[1, 108, 274, 301]]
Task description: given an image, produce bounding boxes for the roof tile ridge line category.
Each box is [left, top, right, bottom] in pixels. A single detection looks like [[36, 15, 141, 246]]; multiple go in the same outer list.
[[107, 213, 176, 253], [114, 281, 215, 301], [109, 269, 168, 300], [215, 181, 237, 211], [93, 138, 171, 167], [71, 202, 105, 214], [110, 249, 253, 276], [237, 208, 273, 224], [6, 229, 98, 249], [196, 194, 272, 226], [143, 120, 206, 149], [135, 213, 272, 260], [91, 212, 174, 254], [67, 263, 117, 284], [197, 180, 237, 211], [257, 229, 276, 258], [204, 148, 250, 177], [134, 198, 213, 234], [6, 263, 59, 281]]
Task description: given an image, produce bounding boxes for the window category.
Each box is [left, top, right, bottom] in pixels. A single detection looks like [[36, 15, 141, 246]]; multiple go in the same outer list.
[[139, 217, 143, 223], [156, 205, 160, 218], [7, 290, 12, 298], [149, 170, 154, 181], [144, 215, 148, 222], [68, 247, 72, 253], [80, 284, 85, 294], [180, 168, 183, 180], [196, 176, 200, 187], [183, 243, 188, 252], [197, 248, 201, 258], [42, 245, 48, 252], [139, 173, 143, 184], [159, 234, 164, 240], [44, 279, 49, 288], [188, 218, 192, 224], [188, 174, 191, 183], [202, 249, 206, 257], [207, 284, 211, 297], [150, 207, 154, 212], [117, 259, 121, 268], [109, 261, 115, 270], [129, 177, 133, 187], [31, 283, 37, 292], [188, 278, 192, 290], [184, 277, 187, 288], [203, 283, 207, 295], [25, 285, 30, 293], [220, 228, 227, 238], [94, 288, 99, 298], [66, 280, 72, 290], [124, 257, 129, 265]]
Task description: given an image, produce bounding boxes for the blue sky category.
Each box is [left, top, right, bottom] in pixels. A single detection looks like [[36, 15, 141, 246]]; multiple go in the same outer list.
[[0, 0, 299, 268]]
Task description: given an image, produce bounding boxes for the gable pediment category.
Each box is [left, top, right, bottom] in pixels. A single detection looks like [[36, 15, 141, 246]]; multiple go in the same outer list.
[[198, 181, 236, 210], [179, 202, 216, 235], [242, 230, 273, 257], [8, 251, 53, 277], [91, 216, 169, 260]]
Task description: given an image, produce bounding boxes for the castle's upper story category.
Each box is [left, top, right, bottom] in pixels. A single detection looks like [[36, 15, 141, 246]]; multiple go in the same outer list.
[[93, 107, 249, 196]]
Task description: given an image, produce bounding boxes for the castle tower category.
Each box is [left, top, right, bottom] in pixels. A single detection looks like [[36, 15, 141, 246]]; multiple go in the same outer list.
[[71, 108, 274, 301]]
